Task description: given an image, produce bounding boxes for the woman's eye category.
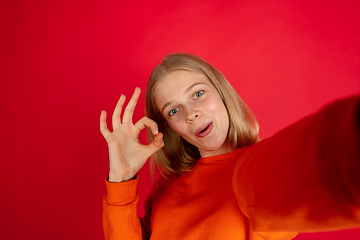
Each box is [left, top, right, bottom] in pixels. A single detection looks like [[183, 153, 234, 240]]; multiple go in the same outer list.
[[194, 90, 204, 99], [168, 108, 179, 116]]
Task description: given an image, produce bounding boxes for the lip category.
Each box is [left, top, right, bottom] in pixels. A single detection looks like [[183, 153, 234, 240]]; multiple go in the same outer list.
[[196, 122, 213, 138]]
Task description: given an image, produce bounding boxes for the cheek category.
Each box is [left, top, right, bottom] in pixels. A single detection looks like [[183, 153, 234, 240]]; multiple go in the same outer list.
[[206, 96, 226, 113], [168, 120, 185, 135], [213, 99, 229, 130]]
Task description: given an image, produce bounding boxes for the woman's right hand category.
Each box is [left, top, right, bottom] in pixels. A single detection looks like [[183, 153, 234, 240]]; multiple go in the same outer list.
[[100, 87, 164, 182]]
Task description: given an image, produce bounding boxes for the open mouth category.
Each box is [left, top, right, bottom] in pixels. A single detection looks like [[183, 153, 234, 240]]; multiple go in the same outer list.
[[199, 125, 209, 133], [196, 122, 213, 137]]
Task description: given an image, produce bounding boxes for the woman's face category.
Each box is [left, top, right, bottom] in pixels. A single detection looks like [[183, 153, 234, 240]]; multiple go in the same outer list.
[[154, 70, 232, 157]]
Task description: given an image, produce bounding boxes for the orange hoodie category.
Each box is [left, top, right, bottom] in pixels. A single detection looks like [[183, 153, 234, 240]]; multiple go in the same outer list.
[[103, 95, 360, 240]]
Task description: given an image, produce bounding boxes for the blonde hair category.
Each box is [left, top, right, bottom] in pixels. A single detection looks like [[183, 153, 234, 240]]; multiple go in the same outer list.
[[145, 53, 259, 178]]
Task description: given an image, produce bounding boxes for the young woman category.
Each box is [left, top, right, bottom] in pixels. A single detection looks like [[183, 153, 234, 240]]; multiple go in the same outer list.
[[100, 53, 360, 240]]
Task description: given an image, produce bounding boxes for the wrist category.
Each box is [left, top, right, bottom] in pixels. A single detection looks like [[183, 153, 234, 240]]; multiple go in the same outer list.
[[108, 171, 136, 182]]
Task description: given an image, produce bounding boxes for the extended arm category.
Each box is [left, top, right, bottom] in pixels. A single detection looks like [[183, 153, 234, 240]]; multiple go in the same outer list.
[[233, 95, 360, 236]]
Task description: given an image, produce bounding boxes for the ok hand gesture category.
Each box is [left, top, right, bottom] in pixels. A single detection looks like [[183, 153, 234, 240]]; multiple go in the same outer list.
[[100, 88, 164, 182]]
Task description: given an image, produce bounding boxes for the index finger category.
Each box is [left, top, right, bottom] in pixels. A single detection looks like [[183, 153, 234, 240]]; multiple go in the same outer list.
[[122, 87, 141, 124]]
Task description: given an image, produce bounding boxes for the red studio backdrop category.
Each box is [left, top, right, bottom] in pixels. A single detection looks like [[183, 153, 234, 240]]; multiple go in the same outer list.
[[1, 0, 359, 239]]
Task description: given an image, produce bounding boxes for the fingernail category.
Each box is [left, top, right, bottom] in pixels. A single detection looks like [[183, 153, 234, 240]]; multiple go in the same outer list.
[[155, 128, 159, 135]]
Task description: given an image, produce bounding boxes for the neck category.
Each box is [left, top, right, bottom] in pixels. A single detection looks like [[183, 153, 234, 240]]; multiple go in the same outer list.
[[199, 143, 233, 158]]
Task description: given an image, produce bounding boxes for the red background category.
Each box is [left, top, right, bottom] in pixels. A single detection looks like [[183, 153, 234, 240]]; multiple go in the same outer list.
[[1, 0, 360, 239]]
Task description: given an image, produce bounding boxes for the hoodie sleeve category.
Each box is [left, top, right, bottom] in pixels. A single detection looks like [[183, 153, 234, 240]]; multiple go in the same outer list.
[[103, 176, 151, 240], [233, 95, 360, 236]]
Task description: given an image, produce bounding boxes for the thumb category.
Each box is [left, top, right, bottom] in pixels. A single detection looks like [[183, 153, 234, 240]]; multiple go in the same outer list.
[[146, 132, 164, 155]]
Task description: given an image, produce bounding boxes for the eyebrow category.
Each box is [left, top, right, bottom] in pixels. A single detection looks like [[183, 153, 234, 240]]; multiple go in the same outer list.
[[161, 82, 207, 114]]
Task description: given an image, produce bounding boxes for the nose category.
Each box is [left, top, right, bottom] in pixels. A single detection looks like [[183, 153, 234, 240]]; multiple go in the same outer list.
[[186, 107, 200, 123]]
